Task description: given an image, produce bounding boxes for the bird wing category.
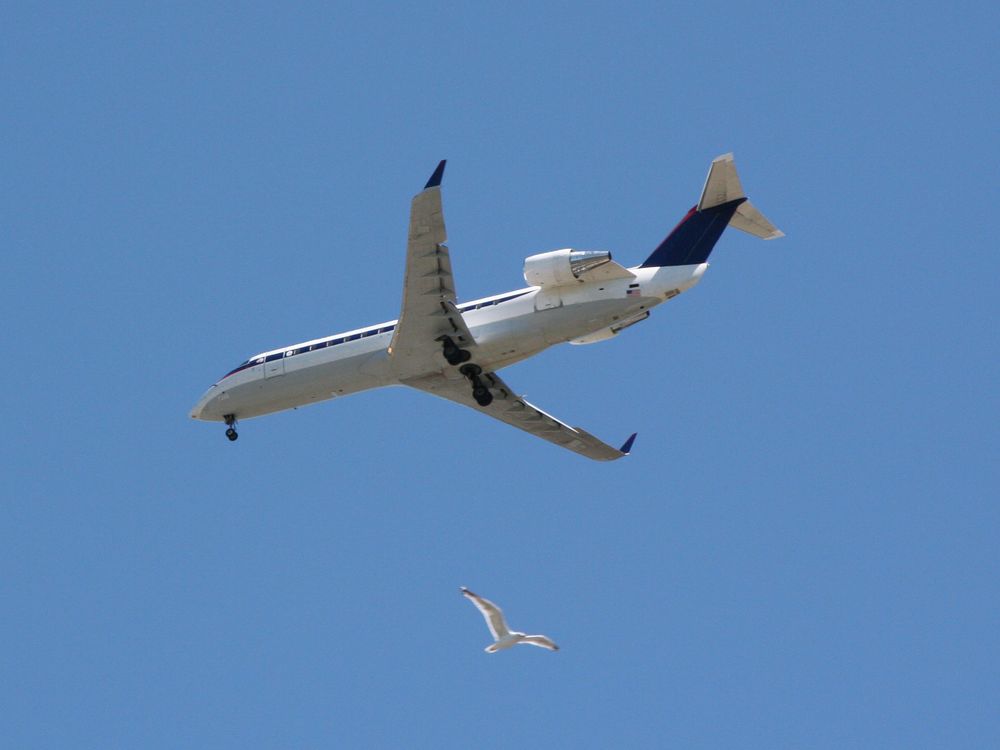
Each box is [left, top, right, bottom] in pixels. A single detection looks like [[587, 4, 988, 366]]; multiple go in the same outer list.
[[460, 587, 510, 640], [519, 635, 559, 651]]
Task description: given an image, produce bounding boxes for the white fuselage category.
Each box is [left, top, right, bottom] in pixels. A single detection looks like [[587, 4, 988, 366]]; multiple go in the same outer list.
[[190, 263, 707, 423]]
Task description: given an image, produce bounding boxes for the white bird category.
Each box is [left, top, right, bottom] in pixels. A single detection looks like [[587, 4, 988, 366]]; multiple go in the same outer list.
[[460, 587, 559, 653]]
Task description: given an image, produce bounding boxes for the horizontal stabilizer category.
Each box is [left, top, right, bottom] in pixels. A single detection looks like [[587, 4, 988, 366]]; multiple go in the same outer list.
[[730, 200, 784, 240]]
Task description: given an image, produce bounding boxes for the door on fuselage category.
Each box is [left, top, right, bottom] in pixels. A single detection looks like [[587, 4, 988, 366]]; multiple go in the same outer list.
[[264, 353, 285, 378], [248, 357, 266, 380]]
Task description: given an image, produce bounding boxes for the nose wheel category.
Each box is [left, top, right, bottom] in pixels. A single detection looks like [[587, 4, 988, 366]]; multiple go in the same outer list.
[[224, 415, 239, 441]]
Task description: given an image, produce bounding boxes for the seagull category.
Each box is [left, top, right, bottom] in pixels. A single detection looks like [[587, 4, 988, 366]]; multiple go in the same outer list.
[[460, 587, 559, 653]]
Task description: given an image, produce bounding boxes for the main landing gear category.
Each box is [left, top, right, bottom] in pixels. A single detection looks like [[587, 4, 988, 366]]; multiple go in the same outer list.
[[439, 335, 491, 406], [460, 363, 494, 407], [224, 414, 239, 442], [437, 335, 471, 366]]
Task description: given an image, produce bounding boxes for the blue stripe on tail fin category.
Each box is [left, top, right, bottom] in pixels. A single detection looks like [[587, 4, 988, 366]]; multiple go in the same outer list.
[[639, 198, 745, 268]]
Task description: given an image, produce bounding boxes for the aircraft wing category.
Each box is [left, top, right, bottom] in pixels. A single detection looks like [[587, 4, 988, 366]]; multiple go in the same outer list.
[[403, 370, 636, 462], [388, 161, 476, 373]]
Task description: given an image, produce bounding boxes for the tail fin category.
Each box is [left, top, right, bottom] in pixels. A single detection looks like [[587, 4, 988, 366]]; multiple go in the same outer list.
[[699, 153, 783, 240], [640, 153, 782, 268]]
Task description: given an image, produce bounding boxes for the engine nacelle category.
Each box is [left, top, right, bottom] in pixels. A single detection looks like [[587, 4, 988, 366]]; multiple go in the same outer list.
[[523, 249, 613, 288]]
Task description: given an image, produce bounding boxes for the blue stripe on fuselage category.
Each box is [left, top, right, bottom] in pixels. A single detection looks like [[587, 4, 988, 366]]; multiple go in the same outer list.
[[219, 290, 532, 381]]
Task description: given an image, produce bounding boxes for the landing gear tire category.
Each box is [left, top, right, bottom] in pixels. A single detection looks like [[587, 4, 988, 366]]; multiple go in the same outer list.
[[439, 335, 472, 366], [458, 363, 492, 405], [224, 414, 239, 442], [459, 363, 482, 378], [445, 348, 472, 366]]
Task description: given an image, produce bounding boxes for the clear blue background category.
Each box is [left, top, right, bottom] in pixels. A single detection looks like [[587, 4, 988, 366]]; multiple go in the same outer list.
[[3, 2, 998, 747]]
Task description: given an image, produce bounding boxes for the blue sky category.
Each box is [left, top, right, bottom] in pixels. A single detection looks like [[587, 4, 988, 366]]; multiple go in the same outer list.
[[3, 2, 998, 747]]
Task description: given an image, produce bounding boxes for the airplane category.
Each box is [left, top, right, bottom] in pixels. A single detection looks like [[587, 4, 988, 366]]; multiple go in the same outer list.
[[190, 154, 782, 461]]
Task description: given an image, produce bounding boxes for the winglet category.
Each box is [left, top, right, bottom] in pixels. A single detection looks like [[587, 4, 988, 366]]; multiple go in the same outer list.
[[424, 159, 447, 189], [619, 432, 638, 455]]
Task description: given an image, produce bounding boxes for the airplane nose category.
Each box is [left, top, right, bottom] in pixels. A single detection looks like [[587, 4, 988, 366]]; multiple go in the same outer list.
[[190, 387, 217, 420]]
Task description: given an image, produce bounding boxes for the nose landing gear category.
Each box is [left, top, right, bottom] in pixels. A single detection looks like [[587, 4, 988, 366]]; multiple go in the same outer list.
[[224, 414, 239, 441]]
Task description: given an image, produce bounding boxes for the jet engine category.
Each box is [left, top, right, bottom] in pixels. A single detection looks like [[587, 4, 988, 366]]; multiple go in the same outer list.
[[523, 249, 613, 288]]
